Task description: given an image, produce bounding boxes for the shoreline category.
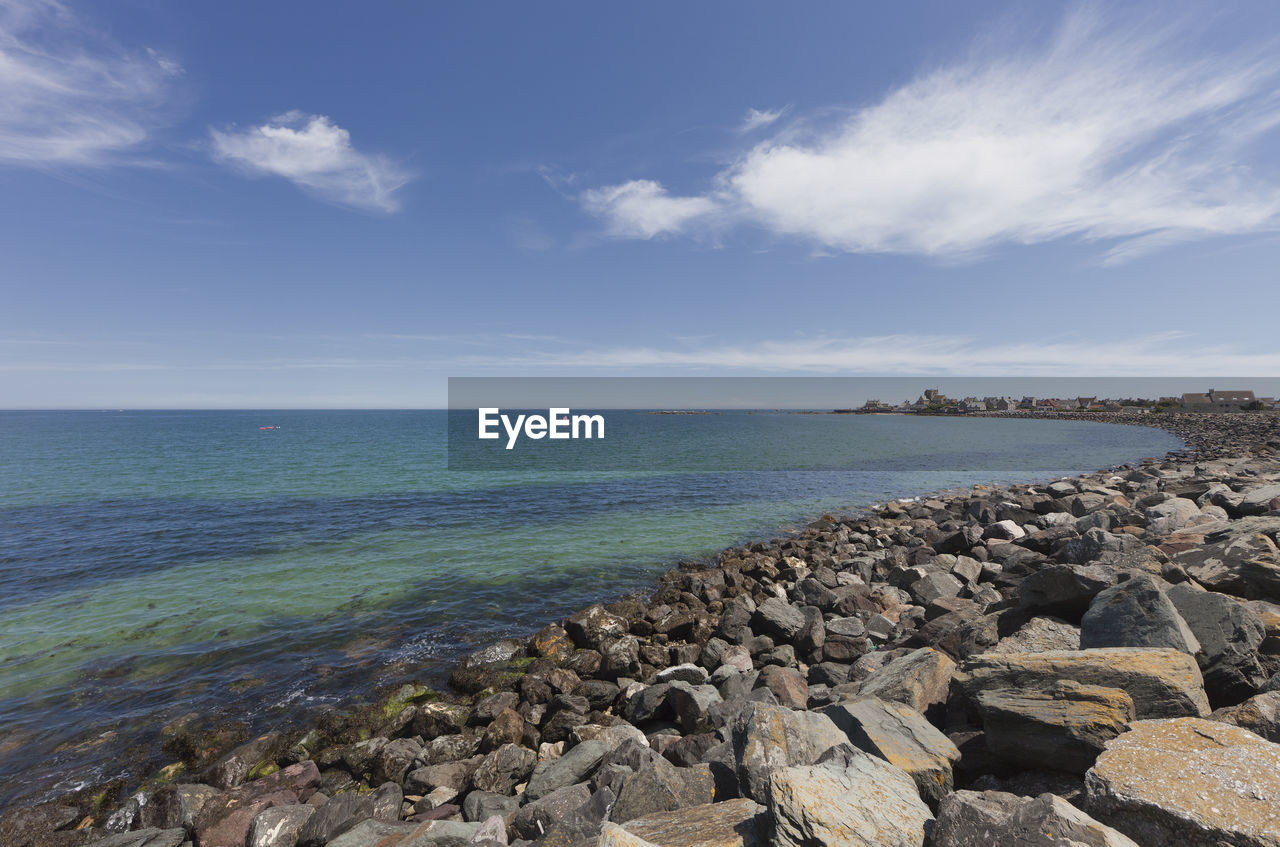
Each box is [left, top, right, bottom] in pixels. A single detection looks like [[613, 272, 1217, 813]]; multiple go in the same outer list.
[[6, 410, 1279, 847]]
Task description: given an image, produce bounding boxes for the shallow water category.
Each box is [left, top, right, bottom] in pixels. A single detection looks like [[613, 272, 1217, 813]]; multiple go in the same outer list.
[[0, 410, 1181, 809]]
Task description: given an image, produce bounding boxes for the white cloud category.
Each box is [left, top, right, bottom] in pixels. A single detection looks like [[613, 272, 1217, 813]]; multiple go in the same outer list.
[[454, 332, 1280, 376], [210, 111, 411, 213], [580, 179, 718, 239], [740, 107, 786, 132], [0, 0, 179, 166], [582, 8, 1280, 261]]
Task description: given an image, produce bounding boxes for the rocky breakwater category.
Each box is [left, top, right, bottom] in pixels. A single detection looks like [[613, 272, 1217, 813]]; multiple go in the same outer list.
[[5, 412, 1280, 847]]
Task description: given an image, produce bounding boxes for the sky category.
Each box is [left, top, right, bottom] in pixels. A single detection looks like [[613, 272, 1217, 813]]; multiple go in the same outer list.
[[2, 0, 1280, 408]]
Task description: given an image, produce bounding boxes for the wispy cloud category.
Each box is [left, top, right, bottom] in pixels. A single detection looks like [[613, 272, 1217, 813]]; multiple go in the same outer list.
[[452, 332, 1280, 376], [739, 107, 787, 133], [0, 0, 180, 166], [580, 179, 719, 239], [210, 111, 411, 212], [581, 8, 1280, 261]]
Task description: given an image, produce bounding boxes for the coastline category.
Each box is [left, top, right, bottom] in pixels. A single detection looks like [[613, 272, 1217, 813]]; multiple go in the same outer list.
[[6, 409, 1279, 847]]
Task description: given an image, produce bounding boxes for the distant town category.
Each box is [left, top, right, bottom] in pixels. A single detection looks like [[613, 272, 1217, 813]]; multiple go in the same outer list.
[[842, 387, 1279, 414]]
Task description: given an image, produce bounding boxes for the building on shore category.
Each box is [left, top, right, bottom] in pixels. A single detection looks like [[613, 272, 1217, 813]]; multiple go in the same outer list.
[[1181, 389, 1257, 410]]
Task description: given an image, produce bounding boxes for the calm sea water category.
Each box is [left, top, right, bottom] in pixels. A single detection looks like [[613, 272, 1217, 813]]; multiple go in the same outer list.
[[0, 410, 1181, 809]]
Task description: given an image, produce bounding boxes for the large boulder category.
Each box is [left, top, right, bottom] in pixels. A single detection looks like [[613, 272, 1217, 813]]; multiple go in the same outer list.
[[193, 761, 321, 847], [1018, 564, 1118, 619], [822, 697, 960, 804], [509, 782, 592, 841], [933, 790, 1139, 847], [469, 744, 536, 795], [1085, 718, 1280, 847], [566, 605, 630, 651], [955, 648, 1210, 719], [729, 702, 846, 803], [855, 647, 955, 719], [750, 598, 806, 642], [970, 681, 1135, 774], [1079, 575, 1200, 654], [247, 805, 314, 847], [767, 744, 933, 847], [1166, 584, 1268, 706], [610, 759, 715, 824], [85, 832, 186, 847], [295, 792, 374, 847], [1174, 517, 1280, 600]]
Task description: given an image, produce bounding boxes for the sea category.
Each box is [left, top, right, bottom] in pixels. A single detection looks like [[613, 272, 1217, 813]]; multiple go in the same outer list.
[[0, 409, 1182, 810]]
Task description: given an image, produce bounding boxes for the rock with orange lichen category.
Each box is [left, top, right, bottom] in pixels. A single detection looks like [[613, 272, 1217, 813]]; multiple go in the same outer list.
[[1085, 717, 1280, 847], [955, 647, 1210, 719]]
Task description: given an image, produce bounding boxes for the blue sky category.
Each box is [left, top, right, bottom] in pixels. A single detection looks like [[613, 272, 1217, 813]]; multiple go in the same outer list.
[[2, 0, 1280, 408]]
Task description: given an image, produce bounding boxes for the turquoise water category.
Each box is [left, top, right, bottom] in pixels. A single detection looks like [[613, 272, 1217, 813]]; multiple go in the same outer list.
[[0, 410, 1181, 808]]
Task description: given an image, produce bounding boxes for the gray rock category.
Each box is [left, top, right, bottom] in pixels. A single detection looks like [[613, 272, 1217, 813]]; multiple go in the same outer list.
[[1166, 584, 1268, 706], [1019, 564, 1118, 618], [654, 664, 708, 685], [1210, 691, 1280, 742], [296, 791, 375, 847], [461, 791, 518, 824], [566, 605, 629, 651], [1175, 517, 1280, 599], [537, 786, 617, 847], [729, 701, 846, 802], [470, 744, 537, 796], [933, 790, 1139, 846], [609, 798, 764, 847], [508, 782, 592, 840], [768, 744, 933, 847], [663, 681, 722, 734], [750, 598, 806, 642], [856, 646, 955, 718], [84, 830, 186, 847], [370, 782, 402, 822], [990, 617, 1081, 655], [248, 805, 315, 847], [1080, 575, 1200, 654], [822, 696, 960, 804], [910, 571, 964, 605], [140, 783, 222, 831], [523, 739, 608, 801], [609, 759, 715, 824]]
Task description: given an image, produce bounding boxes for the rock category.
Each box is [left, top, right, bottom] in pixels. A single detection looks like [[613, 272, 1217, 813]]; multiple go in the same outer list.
[[664, 681, 723, 734], [370, 783, 402, 822], [1085, 717, 1280, 847], [376, 737, 423, 785], [757, 666, 808, 710], [1210, 691, 1280, 742], [194, 761, 321, 847], [566, 605, 629, 651], [141, 783, 222, 832], [750, 598, 806, 642], [530, 623, 575, 662], [612, 798, 764, 847], [655, 664, 709, 685], [1175, 517, 1280, 599], [971, 680, 1135, 774], [1240, 483, 1280, 516], [509, 782, 592, 840], [461, 792, 518, 824], [1166, 584, 1268, 706], [909, 572, 964, 605], [1145, 498, 1204, 536], [470, 744, 536, 796], [822, 697, 960, 804], [470, 815, 507, 847], [247, 805, 314, 847], [984, 520, 1027, 542], [524, 738, 608, 801], [1019, 564, 1118, 619], [1080, 574, 1201, 653], [933, 790, 1139, 847], [610, 759, 715, 823], [295, 792, 374, 847], [955, 648, 1210, 719], [324, 819, 479, 847], [203, 733, 284, 790], [729, 702, 846, 802], [768, 744, 933, 847], [990, 617, 1080, 654], [537, 785, 617, 846], [85, 831, 187, 847], [856, 647, 955, 719]]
